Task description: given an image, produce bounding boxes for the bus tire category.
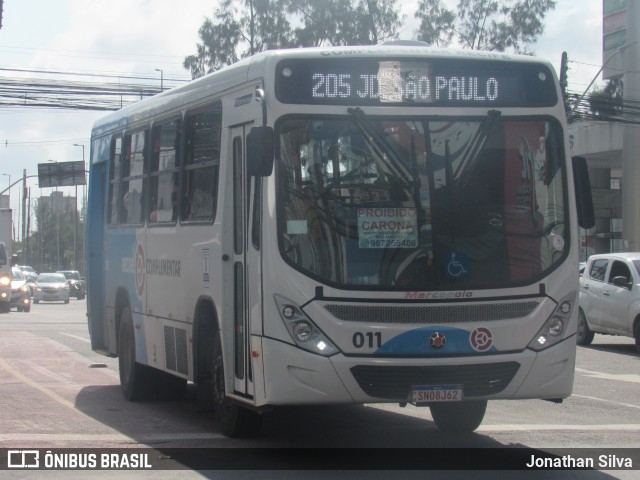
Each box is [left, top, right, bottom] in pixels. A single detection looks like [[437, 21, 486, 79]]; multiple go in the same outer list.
[[430, 400, 487, 433], [118, 307, 154, 401], [212, 334, 262, 437], [576, 309, 594, 346]]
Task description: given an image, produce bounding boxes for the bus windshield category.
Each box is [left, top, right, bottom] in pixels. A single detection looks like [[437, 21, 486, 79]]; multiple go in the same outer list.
[[277, 113, 567, 289]]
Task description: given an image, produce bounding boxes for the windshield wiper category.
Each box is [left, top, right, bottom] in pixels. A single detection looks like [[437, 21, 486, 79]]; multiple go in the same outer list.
[[454, 109, 502, 184], [347, 107, 415, 186]]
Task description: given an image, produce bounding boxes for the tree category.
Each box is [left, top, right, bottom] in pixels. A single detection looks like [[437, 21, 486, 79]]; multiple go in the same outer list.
[[415, 0, 556, 54], [293, 0, 403, 47], [184, 0, 404, 78], [184, 0, 294, 78], [588, 79, 623, 119]]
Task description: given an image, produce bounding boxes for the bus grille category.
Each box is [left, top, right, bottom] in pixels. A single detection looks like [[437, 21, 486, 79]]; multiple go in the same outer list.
[[325, 302, 538, 324], [351, 362, 520, 399]]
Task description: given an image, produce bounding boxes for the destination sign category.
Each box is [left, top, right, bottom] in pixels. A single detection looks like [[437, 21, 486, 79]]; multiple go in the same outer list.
[[275, 57, 557, 107]]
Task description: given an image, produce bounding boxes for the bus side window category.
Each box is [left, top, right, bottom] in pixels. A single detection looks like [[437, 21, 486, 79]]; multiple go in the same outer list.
[[183, 102, 221, 221], [120, 130, 147, 225], [107, 137, 122, 226], [149, 119, 181, 223]]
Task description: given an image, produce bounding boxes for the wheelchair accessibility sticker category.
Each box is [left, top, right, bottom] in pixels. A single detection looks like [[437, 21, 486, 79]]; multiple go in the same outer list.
[[444, 252, 470, 279]]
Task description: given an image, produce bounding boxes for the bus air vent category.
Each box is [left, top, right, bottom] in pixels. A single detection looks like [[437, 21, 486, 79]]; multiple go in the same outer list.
[[164, 325, 189, 375]]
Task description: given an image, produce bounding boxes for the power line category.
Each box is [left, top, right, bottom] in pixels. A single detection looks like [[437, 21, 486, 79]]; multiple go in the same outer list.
[[0, 66, 191, 83]]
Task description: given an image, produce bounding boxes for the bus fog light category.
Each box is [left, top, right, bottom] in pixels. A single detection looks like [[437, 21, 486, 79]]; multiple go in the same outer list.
[[293, 321, 313, 342]]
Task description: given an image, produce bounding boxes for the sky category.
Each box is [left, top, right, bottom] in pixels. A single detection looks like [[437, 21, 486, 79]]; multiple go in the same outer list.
[[0, 0, 603, 235]]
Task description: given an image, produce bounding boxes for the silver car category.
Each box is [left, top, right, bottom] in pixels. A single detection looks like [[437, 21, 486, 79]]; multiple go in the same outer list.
[[578, 253, 640, 353], [33, 273, 70, 304]]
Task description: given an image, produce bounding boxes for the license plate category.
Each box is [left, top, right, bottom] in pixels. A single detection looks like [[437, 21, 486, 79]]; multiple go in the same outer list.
[[410, 385, 463, 405]]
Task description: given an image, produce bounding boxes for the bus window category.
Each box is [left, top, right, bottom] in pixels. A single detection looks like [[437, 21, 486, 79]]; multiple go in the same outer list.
[[149, 119, 181, 223], [183, 102, 221, 221], [120, 130, 147, 225], [107, 137, 122, 226]]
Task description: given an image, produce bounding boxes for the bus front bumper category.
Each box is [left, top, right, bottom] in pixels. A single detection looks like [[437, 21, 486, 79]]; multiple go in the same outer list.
[[259, 335, 576, 406]]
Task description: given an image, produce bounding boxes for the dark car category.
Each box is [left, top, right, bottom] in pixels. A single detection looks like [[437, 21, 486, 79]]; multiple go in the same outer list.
[[10, 268, 31, 312], [56, 270, 86, 300], [17, 265, 38, 283]]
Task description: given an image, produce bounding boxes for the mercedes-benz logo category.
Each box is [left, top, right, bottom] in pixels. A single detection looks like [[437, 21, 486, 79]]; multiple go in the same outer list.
[[429, 332, 446, 349]]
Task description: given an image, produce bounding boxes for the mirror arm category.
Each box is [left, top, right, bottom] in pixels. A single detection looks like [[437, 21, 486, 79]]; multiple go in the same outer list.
[[256, 87, 267, 126]]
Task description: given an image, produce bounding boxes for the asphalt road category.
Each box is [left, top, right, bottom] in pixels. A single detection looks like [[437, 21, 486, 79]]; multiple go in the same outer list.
[[0, 299, 638, 479]]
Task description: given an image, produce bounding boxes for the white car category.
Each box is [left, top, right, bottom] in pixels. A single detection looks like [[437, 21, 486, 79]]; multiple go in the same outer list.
[[33, 273, 70, 304], [578, 253, 640, 353]]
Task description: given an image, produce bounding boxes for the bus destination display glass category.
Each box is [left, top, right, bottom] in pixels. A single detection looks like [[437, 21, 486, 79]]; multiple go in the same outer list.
[[275, 57, 557, 107]]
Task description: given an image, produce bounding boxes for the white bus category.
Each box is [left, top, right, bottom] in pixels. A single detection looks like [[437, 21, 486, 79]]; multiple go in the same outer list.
[[87, 44, 594, 437]]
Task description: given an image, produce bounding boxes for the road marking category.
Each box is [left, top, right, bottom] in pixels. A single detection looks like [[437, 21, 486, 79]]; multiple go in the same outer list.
[[576, 367, 640, 384], [0, 357, 77, 411], [60, 333, 91, 343], [0, 432, 224, 442], [571, 393, 640, 410], [477, 423, 640, 432]]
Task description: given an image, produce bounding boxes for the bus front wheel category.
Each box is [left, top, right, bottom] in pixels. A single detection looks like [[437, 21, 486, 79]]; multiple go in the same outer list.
[[430, 400, 487, 433], [211, 335, 262, 437]]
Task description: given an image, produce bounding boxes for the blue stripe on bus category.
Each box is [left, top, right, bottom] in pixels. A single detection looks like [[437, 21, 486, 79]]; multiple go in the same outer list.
[[375, 327, 497, 355]]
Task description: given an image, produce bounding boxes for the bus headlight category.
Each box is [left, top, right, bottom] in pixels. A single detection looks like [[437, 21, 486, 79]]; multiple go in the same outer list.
[[0, 275, 10, 286], [528, 294, 575, 351], [275, 295, 339, 357]]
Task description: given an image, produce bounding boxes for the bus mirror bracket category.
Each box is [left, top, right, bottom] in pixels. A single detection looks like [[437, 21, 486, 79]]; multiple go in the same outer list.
[[572, 156, 595, 230], [247, 126, 274, 177]]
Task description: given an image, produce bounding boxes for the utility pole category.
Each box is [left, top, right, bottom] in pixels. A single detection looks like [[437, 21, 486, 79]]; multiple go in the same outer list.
[[559, 52, 569, 118], [622, 2, 640, 251], [22, 170, 27, 249]]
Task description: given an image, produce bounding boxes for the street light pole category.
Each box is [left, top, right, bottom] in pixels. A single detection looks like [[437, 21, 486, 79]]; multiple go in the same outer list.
[[73, 144, 85, 271], [570, 42, 637, 117], [2, 174, 11, 244]]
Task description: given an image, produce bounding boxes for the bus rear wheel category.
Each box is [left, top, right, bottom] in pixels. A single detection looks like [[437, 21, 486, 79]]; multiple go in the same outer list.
[[430, 400, 487, 433], [118, 307, 155, 401], [211, 335, 262, 437]]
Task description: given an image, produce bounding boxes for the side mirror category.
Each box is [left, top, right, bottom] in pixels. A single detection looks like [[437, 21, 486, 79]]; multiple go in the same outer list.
[[612, 276, 631, 289], [247, 126, 274, 177], [572, 156, 595, 230]]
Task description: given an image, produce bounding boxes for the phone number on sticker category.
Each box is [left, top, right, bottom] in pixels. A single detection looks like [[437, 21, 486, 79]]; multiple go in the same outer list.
[[360, 239, 417, 248]]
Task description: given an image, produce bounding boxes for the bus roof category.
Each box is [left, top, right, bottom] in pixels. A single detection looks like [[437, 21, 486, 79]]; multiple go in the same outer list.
[[91, 45, 556, 137]]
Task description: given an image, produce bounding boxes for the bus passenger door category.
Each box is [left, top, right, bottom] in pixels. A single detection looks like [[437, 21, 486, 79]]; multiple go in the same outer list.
[[86, 151, 108, 353], [227, 125, 258, 400]]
